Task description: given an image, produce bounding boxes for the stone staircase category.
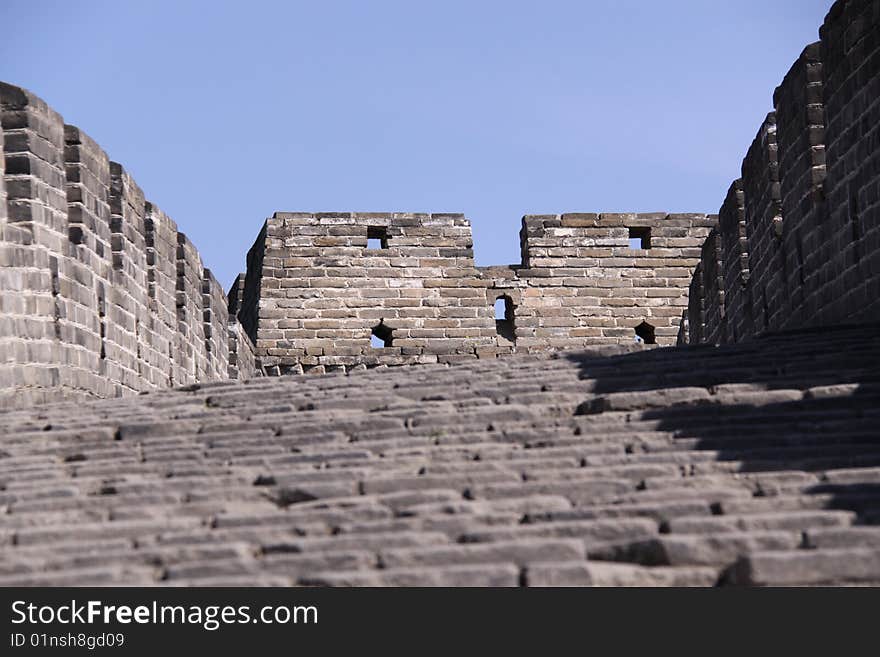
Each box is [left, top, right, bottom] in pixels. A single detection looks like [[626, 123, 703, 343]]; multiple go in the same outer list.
[[0, 323, 878, 586]]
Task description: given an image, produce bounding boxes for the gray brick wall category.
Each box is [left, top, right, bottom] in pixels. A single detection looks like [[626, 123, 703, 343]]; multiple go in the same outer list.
[[248, 212, 500, 374], [718, 180, 750, 344], [0, 83, 74, 407], [775, 42, 826, 329], [227, 319, 256, 381], [202, 268, 229, 380], [238, 223, 266, 346], [175, 232, 208, 383], [686, 262, 704, 345], [689, 0, 879, 344], [0, 82, 256, 408], [743, 112, 787, 336], [238, 211, 714, 373], [497, 213, 714, 348], [144, 202, 179, 387], [818, 0, 880, 325], [1, 0, 875, 397], [62, 124, 115, 398], [700, 227, 725, 345], [0, 121, 5, 224]]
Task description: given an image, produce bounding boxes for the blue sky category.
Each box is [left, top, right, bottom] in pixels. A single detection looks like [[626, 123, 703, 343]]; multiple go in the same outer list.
[[1, 0, 832, 288]]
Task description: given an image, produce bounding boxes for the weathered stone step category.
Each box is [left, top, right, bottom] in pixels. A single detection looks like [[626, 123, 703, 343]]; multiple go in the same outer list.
[[458, 518, 658, 546], [803, 527, 880, 550], [1, 321, 878, 585], [525, 499, 713, 524], [724, 548, 880, 586], [298, 563, 520, 587], [665, 510, 856, 534], [524, 561, 718, 587], [379, 539, 584, 569], [589, 530, 802, 567], [468, 479, 636, 503]]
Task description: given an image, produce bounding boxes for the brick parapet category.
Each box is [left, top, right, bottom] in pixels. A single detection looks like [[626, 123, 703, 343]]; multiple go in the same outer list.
[[0, 82, 256, 408], [690, 0, 879, 344], [240, 211, 714, 372]]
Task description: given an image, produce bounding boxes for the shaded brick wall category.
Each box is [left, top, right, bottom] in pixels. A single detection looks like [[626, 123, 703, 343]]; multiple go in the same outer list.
[[238, 223, 266, 345], [0, 82, 255, 408], [689, 0, 879, 343], [818, 0, 880, 324], [202, 268, 229, 380], [775, 43, 826, 329], [718, 180, 751, 343], [700, 228, 725, 345], [686, 262, 704, 345], [225, 272, 255, 380], [742, 112, 787, 335]]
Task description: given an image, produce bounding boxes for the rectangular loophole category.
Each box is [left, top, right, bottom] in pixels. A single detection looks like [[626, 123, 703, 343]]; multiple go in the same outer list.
[[493, 295, 516, 343], [628, 227, 651, 250], [367, 226, 388, 249]]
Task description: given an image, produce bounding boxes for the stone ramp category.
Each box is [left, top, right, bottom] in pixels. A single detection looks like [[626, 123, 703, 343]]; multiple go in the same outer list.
[[0, 323, 878, 586]]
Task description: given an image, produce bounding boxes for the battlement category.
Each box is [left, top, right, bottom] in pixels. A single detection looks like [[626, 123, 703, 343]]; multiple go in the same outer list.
[[0, 82, 256, 408], [1, 0, 877, 401], [236, 211, 714, 374], [687, 0, 879, 344]]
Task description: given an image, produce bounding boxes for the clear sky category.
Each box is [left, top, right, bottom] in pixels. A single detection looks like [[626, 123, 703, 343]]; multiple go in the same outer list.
[[1, 0, 832, 288]]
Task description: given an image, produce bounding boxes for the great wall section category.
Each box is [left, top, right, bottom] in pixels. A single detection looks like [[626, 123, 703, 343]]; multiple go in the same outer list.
[[0, 0, 878, 587], [236, 211, 715, 375], [0, 82, 258, 409], [0, 79, 720, 401], [686, 0, 879, 345]]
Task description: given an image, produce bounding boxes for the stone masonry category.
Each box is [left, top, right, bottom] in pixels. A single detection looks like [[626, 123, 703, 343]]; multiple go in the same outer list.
[[0, 0, 879, 589], [687, 0, 879, 343], [0, 82, 257, 409], [236, 212, 714, 375], [0, 322, 877, 586], [1, 0, 878, 404]]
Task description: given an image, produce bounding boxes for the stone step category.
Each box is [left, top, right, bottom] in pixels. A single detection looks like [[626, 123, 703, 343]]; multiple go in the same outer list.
[[458, 518, 658, 546], [298, 563, 521, 587], [724, 548, 880, 586], [589, 530, 802, 567], [379, 539, 585, 569], [665, 510, 856, 535], [524, 561, 718, 587]]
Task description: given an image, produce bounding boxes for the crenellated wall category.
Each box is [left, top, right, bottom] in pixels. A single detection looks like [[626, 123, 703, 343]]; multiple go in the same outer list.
[[818, 0, 879, 324], [2, 0, 875, 396], [242, 212, 500, 374], [236, 211, 713, 374], [0, 82, 256, 408], [489, 213, 714, 349], [774, 42, 826, 330], [143, 201, 180, 387], [687, 0, 879, 344]]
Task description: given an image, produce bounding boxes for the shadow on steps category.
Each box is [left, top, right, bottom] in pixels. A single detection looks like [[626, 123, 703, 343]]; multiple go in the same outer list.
[[562, 323, 880, 584]]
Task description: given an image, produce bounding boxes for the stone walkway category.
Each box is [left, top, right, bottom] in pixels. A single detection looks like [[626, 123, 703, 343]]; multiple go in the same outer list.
[[1, 323, 879, 586]]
